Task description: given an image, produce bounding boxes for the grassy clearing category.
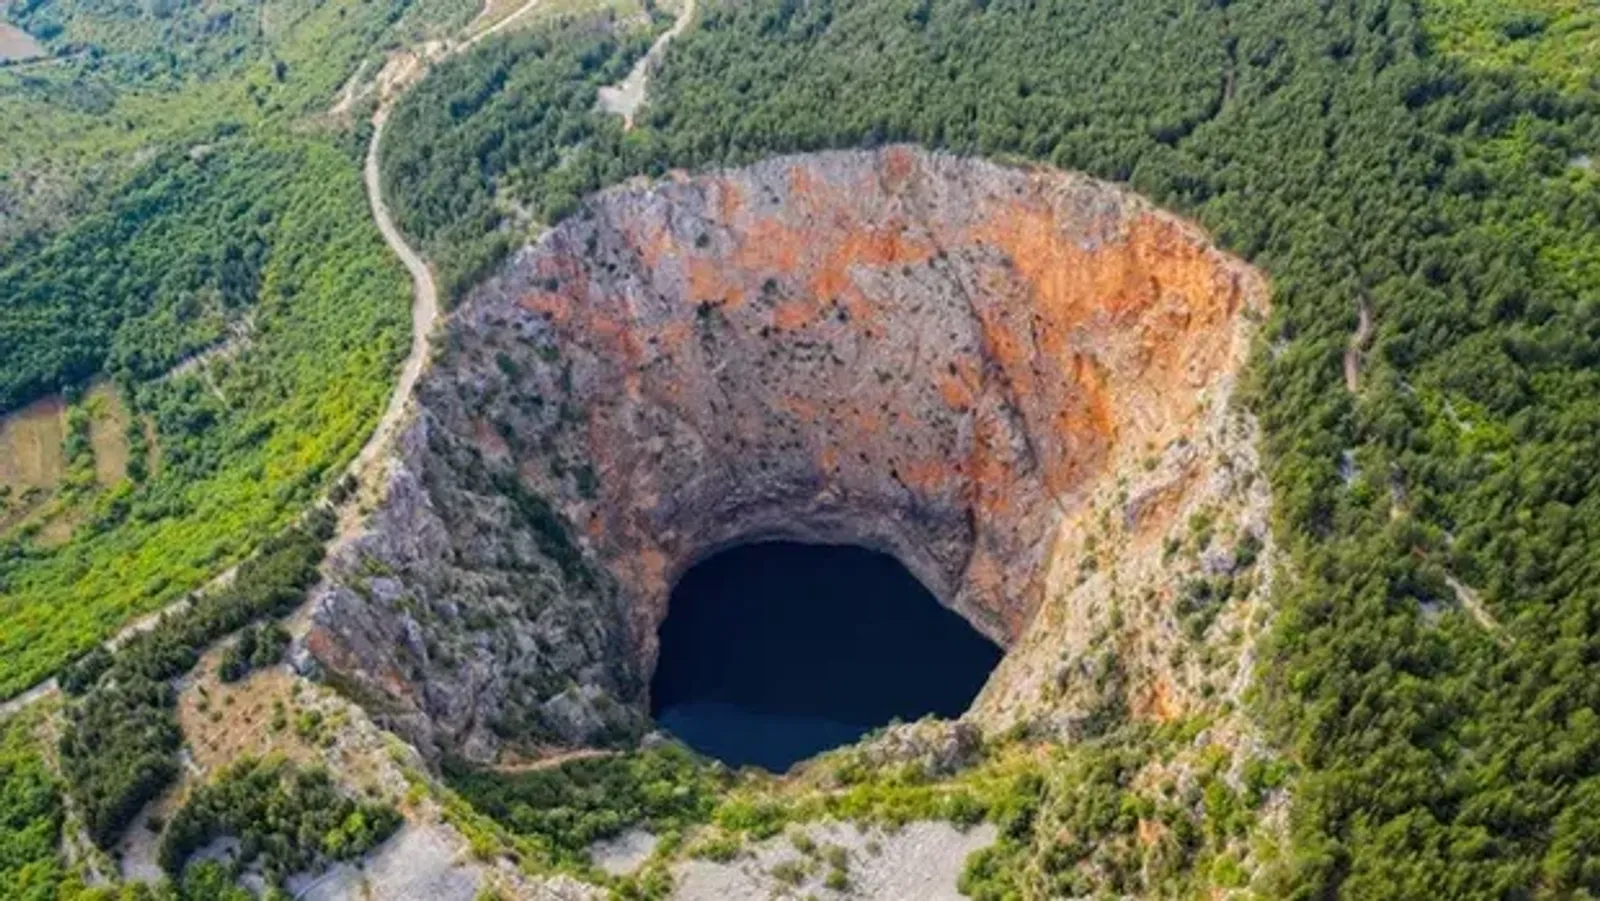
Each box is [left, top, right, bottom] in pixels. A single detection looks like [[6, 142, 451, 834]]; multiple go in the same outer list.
[[0, 395, 65, 498], [83, 383, 130, 488], [0, 383, 145, 552]]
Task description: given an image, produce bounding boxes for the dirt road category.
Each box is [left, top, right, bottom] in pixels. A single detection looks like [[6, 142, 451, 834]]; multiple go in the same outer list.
[[597, 0, 697, 128], [2, 43, 443, 721], [351, 106, 439, 487], [1343, 300, 1372, 393]]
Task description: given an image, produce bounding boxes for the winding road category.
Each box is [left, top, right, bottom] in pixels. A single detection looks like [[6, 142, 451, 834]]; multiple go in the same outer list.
[[3, 0, 698, 725], [0, 21, 448, 721], [349, 0, 560, 479], [352, 105, 439, 489]]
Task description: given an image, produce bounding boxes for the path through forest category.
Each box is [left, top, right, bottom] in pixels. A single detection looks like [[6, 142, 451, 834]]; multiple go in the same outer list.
[[598, 0, 697, 128], [1444, 572, 1508, 646], [1344, 299, 1372, 393]]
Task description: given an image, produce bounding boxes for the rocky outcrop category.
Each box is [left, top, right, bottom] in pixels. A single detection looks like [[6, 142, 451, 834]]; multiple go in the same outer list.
[[304, 146, 1268, 762]]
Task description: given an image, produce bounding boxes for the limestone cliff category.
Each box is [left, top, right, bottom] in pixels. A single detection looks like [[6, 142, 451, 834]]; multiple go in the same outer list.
[[303, 146, 1270, 762]]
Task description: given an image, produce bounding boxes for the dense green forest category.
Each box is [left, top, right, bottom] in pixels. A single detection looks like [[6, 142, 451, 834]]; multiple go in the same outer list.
[[4, 139, 282, 410], [445, 744, 727, 869], [0, 708, 66, 901], [384, 0, 1600, 894], [380, 14, 663, 299], [1427, 0, 1600, 92], [0, 132, 408, 698], [0, 0, 457, 697]]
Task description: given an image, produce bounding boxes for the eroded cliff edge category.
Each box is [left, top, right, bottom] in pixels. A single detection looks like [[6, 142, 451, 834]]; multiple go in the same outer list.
[[302, 147, 1271, 762]]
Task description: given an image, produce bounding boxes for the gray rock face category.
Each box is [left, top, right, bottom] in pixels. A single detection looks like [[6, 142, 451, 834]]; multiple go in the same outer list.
[[306, 147, 1262, 762], [304, 416, 644, 759]]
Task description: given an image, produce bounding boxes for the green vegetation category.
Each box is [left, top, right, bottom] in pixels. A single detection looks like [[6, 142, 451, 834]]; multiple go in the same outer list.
[[4, 140, 281, 410], [0, 131, 408, 699], [449, 723, 1277, 897], [1424, 0, 1599, 92], [0, 707, 66, 901], [59, 672, 180, 850], [7, 0, 466, 89], [957, 728, 1272, 898], [379, 15, 664, 299], [388, 0, 1600, 894], [0, 0, 499, 701], [59, 513, 331, 849], [0, 746, 400, 900], [216, 622, 290, 683], [158, 756, 402, 890], [444, 744, 728, 869], [0, 0, 471, 245], [0, 0, 456, 888]]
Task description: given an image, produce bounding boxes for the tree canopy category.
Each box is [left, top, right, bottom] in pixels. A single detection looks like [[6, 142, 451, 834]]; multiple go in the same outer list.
[[384, 0, 1600, 893]]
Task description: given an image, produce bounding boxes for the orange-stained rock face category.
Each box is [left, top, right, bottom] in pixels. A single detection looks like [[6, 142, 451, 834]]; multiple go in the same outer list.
[[470, 147, 1258, 663], [306, 147, 1267, 759]]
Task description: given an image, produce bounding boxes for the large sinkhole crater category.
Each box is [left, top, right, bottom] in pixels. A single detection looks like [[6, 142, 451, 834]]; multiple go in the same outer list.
[[306, 146, 1268, 765]]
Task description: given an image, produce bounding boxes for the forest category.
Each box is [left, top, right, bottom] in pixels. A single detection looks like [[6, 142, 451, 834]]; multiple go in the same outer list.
[[2, 140, 280, 411], [381, 0, 1600, 894], [0, 0, 1596, 895], [0, 132, 410, 699], [0, 708, 65, 901], [58, 511, 332, 849], [380, 13, 665, 300], [445, 744, 727, 869], [0, 0, 474, 248], [6, 0, 469, 89]]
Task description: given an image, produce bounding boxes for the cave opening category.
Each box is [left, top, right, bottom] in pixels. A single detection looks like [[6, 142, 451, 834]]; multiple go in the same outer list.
[[649, 541, 1003, 772]]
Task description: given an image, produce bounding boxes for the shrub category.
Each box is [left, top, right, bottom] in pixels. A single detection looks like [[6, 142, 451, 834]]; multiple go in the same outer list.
[[159, 757, 401, 890]]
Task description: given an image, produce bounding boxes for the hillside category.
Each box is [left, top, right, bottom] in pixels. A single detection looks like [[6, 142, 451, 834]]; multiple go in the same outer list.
[[1, 0, 1598, 898]]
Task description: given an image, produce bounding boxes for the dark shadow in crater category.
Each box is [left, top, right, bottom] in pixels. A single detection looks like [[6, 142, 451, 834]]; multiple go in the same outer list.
[[650, 541, 1002, 772]]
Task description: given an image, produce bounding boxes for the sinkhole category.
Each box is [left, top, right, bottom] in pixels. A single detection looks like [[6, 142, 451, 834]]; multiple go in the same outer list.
[[305, 147, 1269, 763], [649, 541, 1004, 772]]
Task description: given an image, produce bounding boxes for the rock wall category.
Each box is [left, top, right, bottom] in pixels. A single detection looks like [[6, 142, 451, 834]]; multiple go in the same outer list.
[[304, 147, 1269, 761]]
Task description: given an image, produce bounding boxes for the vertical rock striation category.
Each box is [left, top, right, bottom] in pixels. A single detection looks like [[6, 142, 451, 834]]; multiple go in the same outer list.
[[304, 147, 1268, 761]]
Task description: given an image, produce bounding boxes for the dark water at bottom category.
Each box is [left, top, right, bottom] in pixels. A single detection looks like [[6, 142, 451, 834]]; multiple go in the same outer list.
[[649, 542, 1002, 772]]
